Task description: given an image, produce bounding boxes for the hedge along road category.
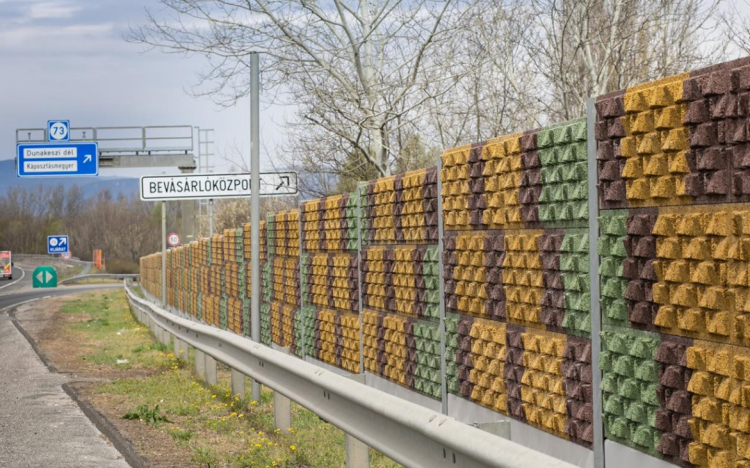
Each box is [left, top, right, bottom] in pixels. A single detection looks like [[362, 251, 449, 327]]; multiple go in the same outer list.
[[0, 281, 131, 468]]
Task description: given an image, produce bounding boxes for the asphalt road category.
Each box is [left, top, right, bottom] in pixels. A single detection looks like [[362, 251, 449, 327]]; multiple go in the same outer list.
[[0, 265, 131, 468]]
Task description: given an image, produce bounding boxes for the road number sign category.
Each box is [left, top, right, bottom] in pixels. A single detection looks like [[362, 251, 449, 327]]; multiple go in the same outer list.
[[47, 120, 70, 142], [47, 235, 69, 254], [167, 233, 180, 247]]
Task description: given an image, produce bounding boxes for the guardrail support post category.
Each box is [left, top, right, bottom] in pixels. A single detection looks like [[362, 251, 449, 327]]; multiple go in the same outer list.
[[474, 421, 511, 439], [173, 337, 187, 361], [195, 348, 206, 380], [274, 347, 292, 433], [231, 369, 246, 399], [205, 353, 218, 385], [345, 374, 370, 468]]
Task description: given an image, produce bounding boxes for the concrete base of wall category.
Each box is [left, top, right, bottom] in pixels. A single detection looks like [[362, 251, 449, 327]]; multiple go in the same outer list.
[[605, 440, 674, 468]]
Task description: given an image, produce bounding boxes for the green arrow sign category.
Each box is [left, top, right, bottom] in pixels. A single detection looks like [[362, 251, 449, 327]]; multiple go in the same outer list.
[[32, 266, 57, 288]]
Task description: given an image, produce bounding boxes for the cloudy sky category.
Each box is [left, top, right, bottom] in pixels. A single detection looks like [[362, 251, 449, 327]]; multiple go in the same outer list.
[[0, 0, 286, 177]]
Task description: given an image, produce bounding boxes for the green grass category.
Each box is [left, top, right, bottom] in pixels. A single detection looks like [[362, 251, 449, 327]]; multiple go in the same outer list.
[[65, 290, 402, 468], [61, 292, 183, 370]]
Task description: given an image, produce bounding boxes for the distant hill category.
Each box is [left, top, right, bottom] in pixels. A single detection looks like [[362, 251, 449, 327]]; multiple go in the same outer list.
[[0, 159, 139, 198]]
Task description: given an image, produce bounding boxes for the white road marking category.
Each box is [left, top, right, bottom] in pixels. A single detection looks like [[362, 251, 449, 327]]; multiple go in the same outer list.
[[0, 266, 26, 290], [0, 297, 39, 313]]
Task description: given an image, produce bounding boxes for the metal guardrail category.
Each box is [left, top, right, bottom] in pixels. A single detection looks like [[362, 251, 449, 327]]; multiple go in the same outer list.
[[14, 254, 92, 265], [123, 281, 576, 468], [60, 274, 139, 285], [16, 126, 194, 156]]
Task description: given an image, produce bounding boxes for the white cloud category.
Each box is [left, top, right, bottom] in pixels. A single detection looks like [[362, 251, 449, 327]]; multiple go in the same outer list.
[[27, 1, 82, 20]]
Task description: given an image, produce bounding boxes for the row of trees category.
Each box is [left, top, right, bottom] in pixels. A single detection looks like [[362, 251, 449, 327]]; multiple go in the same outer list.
[[0, 186, 166, 270], [129, 0, 745, 196]]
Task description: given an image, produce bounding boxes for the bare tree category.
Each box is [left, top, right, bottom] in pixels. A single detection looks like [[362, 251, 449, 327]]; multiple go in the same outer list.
[[524, 0, 726, 121], [723, 0, 750, 54], [423, 0, 545, 148], [128, 0, 458, 178]]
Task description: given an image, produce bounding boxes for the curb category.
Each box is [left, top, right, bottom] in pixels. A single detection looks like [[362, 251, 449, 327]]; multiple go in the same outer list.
[[8, 299, 150, 468]]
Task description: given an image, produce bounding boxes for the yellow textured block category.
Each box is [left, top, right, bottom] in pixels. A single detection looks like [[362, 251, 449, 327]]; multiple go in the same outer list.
[[709, 348, 734, 377], [626, 179, 649, 200], [706, 311, 731, 337], [678, 214, 706, 237], [684, 237, 711, 260], [622, 158, 643, 178], [624, 90, 649, 113], [655, 106, 681, 129], [667, 151, 691, 174], [665, 260, 690, 282], [650, 176, 677, 198], [688, 345, 709, 371], [631, 111, 654, 134], [655, 305, 677, 327], [654, 214, 677, 236], [644, 154, 668, 176], [703, 423, 731, 449], [688, 442, 707, 466]]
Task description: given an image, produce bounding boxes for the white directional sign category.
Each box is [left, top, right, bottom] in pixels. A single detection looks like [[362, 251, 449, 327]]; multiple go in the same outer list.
[[139, 172, 298, 201], [47, 235, 69, 254]]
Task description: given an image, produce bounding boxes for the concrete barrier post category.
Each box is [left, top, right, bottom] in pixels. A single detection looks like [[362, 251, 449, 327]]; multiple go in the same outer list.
[[231, 369, 246, 399], [205, 353, 218, 385], [274, 347, 291, 433], [345, 374, 370, 468], [195, 348, 206, 380]]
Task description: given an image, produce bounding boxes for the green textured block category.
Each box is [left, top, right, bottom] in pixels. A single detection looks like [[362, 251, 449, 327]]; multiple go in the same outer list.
[[558, 144, 576, 163], [618, 378, 641, 400], [604, 394, 624, 416], [571, 141, 588, 160], [624, 400, 648, 424], [600, 351, 614, 371], [599, 257, 622, 277], [634, 360, 659, 382], [642, 382, 660, 407], [562, 272, 585, 291], [609, 417, 633, 441], [632, 425, 659, 451], [600, 212, 629, 236], [577, 312, 592, 332], [537, 129, 554, 149], [630, 337, 659, 359], [545, 168, 563, 185], [424, 246, 439, 262], [613, 355, 635, 377], [603, 299, 629, 321], [601, 277, 625, 298], [445, 317, 458, 333], [428, 355, 440, 369], [602, 331, 630, 354], [568, 182, 588, 200], [571, 120, 587, 141], [448, 378, 459, 394], [601, 374, 619, 393], [553, 125, 572, 144]]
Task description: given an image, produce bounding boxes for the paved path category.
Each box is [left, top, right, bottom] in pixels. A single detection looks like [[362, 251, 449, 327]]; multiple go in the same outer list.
[[0, 281, 131, 468]]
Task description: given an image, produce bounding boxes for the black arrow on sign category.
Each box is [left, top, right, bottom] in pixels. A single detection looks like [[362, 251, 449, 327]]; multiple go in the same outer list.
[[276, 176, 290, 191]]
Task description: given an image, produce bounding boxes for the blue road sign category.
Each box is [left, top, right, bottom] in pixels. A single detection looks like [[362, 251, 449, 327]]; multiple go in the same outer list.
[[47, 120, 70, 142], [47, 235, 69, 255], [17, 142, 99, 177]]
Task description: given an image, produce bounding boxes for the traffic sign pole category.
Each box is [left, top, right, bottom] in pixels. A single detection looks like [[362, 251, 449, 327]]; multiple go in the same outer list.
[[162, 201, 167, 306], [250, 52, 261, 404]]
